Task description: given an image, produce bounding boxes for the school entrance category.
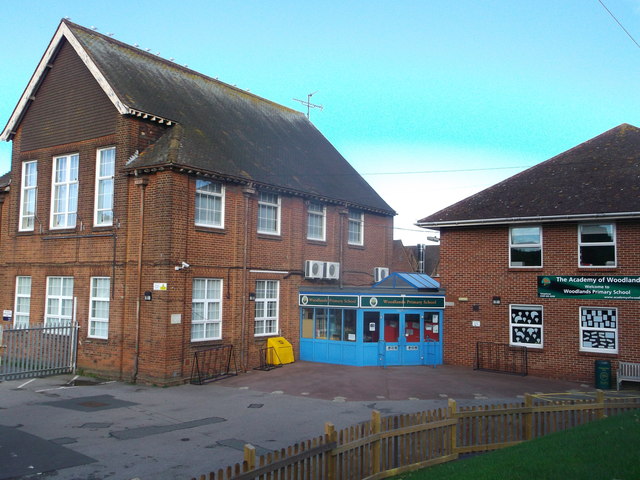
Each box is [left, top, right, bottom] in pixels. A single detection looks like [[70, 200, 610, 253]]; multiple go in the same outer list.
[[299, 273, 444, 367]]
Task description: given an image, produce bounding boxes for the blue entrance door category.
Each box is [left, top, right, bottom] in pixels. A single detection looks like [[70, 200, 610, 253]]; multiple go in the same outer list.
[[382, 313, 401, 364], [422, 310, 443, 365], [401, 313, 422, 364]]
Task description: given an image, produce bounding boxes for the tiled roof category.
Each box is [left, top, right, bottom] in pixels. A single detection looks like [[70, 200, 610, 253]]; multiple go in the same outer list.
[[63, 21, 394, 214], [418, 124, 640, 226], [0, 172, 9, 189]]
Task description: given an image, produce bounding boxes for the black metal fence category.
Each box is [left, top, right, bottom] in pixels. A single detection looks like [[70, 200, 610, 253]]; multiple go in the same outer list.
[[475, 341, 528, 376]]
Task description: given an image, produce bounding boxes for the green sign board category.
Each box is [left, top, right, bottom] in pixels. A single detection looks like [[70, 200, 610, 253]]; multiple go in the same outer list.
[[299, 294, 359, 307], [360, 296, 445, 308], [538, 275, 640, 300]]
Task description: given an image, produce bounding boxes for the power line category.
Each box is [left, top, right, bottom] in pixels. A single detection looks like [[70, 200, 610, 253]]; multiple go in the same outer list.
[[598, 0, 640, 50], [362, 165, 532, 176]]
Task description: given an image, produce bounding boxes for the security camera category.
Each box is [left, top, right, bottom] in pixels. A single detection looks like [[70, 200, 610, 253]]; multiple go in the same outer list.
[[181, 261, 190, 269]]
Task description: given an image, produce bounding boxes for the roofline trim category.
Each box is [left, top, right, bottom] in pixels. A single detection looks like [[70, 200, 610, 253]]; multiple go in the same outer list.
[[0, 21, 178, 142], [417, 211, 640, 228], [125, 163, 396, 216]]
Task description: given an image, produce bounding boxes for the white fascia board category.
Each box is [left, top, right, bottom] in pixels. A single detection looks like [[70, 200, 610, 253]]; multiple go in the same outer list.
[[0, 22, 129, 142], [416, 211, 640, 228]]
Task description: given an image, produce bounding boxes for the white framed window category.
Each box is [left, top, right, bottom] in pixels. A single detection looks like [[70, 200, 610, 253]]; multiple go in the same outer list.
[[307, 202, 326, 241], [88, 277, 110, 339], [14, 276, 32, 329], [51, 153, 79, 229], [509, 305, 543, 348], [195, 179, 224, 228], [19, 161, 37, 232], [509, 226, 542, 267], [255, 280, 279, 336], [348, 209, 364, 245], [579, 223, 616, 267], [258, 192, 280, 235], [94, 147, 115, 227], [580, 306, 617, 353], [191, 278, 223, 341], [45, 276, 74, 329]]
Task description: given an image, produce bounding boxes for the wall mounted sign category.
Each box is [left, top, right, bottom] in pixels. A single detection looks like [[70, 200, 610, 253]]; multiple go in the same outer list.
[[360, 296, 445, 308], [538, 275, 640, 300], [300, 294, 444, 308], [299, 294, 359, 307]]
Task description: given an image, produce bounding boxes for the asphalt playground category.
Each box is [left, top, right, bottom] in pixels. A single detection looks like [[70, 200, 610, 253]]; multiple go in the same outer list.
[[0, 362, 605, 480]]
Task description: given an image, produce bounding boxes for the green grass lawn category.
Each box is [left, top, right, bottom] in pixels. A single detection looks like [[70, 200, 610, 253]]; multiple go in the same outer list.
[[394, 409, 640, 480]]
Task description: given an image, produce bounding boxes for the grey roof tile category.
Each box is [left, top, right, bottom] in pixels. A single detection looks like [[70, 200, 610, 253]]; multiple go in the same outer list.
[[419, 123, 640, 225]]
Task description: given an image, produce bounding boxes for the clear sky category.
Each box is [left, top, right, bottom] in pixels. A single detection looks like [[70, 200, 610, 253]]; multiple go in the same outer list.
[[2, 1, 640, 244]]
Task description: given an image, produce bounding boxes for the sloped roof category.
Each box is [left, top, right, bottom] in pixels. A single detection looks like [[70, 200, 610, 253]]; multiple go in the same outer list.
[[0, 172, 9, 189], [2, 20, 394, 215], [418, 124, 640, 227], [373, 272, 440, 290]]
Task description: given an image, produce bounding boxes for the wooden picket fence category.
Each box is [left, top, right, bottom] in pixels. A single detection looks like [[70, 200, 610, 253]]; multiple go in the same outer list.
[[192, 391, 640, 480]]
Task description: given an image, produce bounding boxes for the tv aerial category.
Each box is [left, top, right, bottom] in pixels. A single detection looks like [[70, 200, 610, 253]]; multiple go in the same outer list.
[[293, 91, 323, 120]]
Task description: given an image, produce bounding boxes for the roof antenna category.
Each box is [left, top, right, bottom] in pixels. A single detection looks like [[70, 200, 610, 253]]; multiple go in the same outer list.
[[293, 91, 323, 120]]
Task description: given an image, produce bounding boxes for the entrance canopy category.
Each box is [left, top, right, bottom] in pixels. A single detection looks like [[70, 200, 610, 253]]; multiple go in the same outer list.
[[373, 272, 440, 290]]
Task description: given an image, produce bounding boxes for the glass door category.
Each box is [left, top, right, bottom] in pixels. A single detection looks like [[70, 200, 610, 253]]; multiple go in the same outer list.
[[422, 311, 442, 365], [401, 313, 422, 364], [382, 312, 400, 365]]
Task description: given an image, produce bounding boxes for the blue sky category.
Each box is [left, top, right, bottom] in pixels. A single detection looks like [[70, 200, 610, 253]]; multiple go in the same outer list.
[[2, 1, 640, 243]]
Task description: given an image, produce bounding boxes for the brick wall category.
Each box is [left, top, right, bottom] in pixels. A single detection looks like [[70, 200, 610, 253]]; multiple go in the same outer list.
[[439, 221, 640, 382]]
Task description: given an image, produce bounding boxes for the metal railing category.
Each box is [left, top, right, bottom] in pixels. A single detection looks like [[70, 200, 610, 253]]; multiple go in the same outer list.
[[475, 341, 528, 376], [190, 344, 238, 385]]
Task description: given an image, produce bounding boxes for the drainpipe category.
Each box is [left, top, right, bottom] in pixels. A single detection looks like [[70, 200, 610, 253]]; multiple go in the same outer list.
[[338, 206, 348, 289], [132, 176, 148, 383], [240, 184, 255, 371]]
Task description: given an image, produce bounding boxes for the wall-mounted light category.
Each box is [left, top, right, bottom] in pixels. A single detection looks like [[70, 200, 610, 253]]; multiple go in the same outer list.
[[472, 304, 480, 312], [144, 291, 153, 301], [249, 292, 256, 301], [492, 296, 501, 305]]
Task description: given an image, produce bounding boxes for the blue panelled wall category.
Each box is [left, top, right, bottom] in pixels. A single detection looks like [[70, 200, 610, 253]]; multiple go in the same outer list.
[[299, 273, 445, 367]]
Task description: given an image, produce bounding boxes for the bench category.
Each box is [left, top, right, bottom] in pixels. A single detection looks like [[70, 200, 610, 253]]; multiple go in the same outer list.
[[617, 361, 640, 390]]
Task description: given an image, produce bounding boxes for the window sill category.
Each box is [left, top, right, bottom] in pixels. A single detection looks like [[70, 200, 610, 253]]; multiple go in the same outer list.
[[306, 239, 327, 246], [508, 267, 543, 271], [195, 226, 226, 235], [347, 244, 365, 250], [189, 339, 224, 346], [578, 350, 618, 358], [257, 234, 282, 241]]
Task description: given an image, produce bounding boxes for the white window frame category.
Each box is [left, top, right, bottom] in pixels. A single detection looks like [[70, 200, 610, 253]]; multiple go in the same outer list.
[[14, 276, 32, 329], [307, 202, 326, 241], [88, 277, 110, 339], [50, 153, 79, 229], [578, 223, 616, 268], [255, 280, 279, 336], [258, 192, 280, 235], [509, 304, 543, 348], [195, 179, 225, 228], [19, 160, 37, 232], [94, 147, 115, 227], [191, 278, 223, 341], [348, 209, 364, 246], [509, 225, 542, 268], [45, 276, 74, 329], [580, 306, 618, 354]]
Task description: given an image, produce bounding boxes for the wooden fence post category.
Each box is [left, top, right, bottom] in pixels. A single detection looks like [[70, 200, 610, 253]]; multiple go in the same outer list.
[[325, 422, 337, 480], [371, 410, 381, 475], [596, 389, 605, 419], [244, 444, 256, 472], [448, 398, 457, 455], [524, 394, 533, 440]]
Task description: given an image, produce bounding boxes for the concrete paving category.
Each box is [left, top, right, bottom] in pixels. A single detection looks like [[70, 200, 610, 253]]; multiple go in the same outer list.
[[0, 362, 596, 480]]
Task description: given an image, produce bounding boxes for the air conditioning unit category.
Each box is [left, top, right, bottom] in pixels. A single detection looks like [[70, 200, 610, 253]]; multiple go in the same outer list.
[[304, 260, 325, 279], [374, 267, 390, 282], [324, 262, 341, 280]]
